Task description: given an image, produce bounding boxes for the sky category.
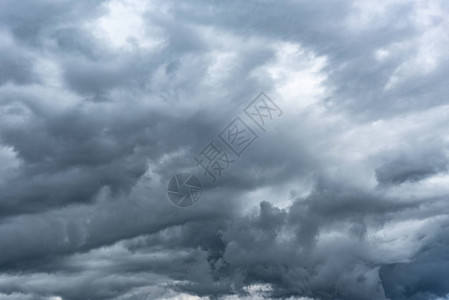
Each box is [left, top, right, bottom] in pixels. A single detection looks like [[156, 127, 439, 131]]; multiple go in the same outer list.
[[0, 0, 449, 299]]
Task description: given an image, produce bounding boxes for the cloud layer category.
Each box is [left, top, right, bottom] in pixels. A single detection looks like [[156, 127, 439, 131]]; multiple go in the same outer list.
[[0, 0, 449, 299]]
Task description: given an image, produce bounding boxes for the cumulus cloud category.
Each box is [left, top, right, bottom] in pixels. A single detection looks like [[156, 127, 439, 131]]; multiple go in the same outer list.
[[0, 0, 449, 299]]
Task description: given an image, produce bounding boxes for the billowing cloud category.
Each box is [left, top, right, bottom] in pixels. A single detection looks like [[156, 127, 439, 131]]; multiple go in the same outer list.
[[0, 0, 449, 299]]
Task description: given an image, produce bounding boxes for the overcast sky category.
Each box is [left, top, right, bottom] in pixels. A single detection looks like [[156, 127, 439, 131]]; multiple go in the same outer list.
[[1, 0, 449, 299]]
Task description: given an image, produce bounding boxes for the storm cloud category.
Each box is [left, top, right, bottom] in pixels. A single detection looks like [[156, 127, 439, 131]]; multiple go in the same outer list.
[[0, 0, 449, 299]]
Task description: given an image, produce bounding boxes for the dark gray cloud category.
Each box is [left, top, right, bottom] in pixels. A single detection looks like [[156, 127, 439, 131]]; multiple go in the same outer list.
[[376, 145, 448, 185], [381, 224, 449, 300], [0, 0, 449, 299]]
